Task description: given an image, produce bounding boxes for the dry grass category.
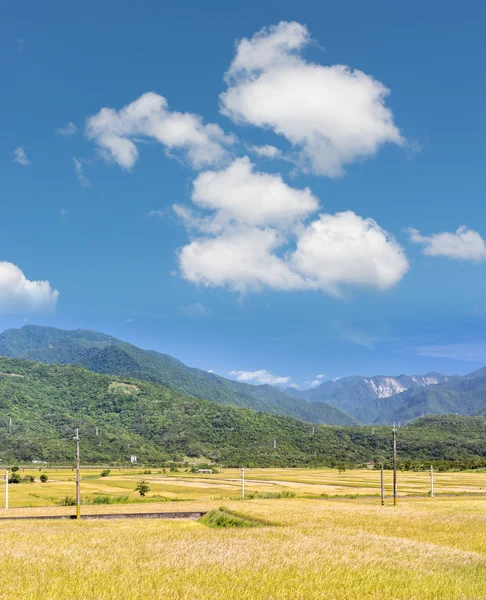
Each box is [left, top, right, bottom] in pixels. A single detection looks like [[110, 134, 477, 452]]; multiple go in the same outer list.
[[2, 467, 485, 508], [0, 496, 484, 599]]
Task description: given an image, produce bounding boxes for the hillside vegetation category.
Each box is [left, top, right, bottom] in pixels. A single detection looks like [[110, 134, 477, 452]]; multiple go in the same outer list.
[[0, 357, 484, 467], [0, 325, 355, 426]]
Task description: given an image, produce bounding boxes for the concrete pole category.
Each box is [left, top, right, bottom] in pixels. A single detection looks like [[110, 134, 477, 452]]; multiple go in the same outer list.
[[430, 465, 434, 498], [75, 429, 81, 519], [380, 463, 384, 506], [241, 467, 245, 500], [5, 470, 8, 510], [392, 424, 398, 506]]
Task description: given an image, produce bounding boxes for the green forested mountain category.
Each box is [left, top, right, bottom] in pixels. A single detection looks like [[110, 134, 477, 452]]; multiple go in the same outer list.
[[0, 325, 355, 426], [0, 357, 484, 467], [379, 369, 486, 424]]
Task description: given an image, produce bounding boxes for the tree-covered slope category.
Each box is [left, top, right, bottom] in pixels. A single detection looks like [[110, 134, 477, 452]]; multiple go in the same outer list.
[[0, 325, 355, 426], [379, 372, 486, 424], [0, 357, 484, 466]]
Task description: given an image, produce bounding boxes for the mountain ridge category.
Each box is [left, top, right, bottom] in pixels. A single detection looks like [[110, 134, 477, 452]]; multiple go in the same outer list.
[[0, 325, 356, 426]]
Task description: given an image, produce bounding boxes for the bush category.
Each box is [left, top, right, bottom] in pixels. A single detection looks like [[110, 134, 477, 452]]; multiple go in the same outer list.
[[8, 473, 21, 484], [11, 466, 19, 473], [135, 480, 150, 496], [40, 474, 48, 483], [100, 469, 111, 477], [57, 496, 76, 506], [22, 475, 35, 483]]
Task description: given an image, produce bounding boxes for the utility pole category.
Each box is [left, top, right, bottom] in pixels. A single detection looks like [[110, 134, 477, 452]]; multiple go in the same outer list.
[[8, 418, 12, 434], [5, 470, 8, 510], [273, 439, 277, 449], [380, 463, 384, 506], [392, 423, 398, 506], [241, 467, 245, 500], [74, 428, 81, 519], [312, 426, 315, 436], [430, 465, 434, 498]]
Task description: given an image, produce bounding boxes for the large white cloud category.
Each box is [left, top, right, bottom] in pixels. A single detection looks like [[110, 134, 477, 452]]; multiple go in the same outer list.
[[0, 262, 59, 313], [292, 212, 409, 294], [178, 212, 408, 295], [86, 92, 234, 170], [229, 369, 291, 385], [220, 21, 404, 176], [408, 226, 486, 262], [178, 226, 303, 293], [189, 156, 318, 229]]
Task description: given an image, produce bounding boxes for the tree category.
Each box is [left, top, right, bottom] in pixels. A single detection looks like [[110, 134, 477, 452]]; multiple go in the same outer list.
[[40, 473, 48, 483], [135, 480, 150, 497]]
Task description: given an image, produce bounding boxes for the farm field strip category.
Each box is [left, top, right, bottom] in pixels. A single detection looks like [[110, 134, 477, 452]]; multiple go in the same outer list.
[[1, 467, 485, 508]]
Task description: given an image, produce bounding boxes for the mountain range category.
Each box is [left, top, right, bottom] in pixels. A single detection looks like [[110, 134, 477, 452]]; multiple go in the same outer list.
[[0, 325, 355, 426], [0, 325, 485, 426], [0, 355, 484, 466]]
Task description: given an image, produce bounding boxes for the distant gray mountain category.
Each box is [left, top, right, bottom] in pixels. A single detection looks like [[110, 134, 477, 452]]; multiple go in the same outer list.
[[0, 325, 356, 426], [285, 372, 458, 423]]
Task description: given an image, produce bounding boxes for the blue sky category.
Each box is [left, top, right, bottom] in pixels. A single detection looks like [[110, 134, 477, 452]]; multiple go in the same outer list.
[[1, 0, 486, 388]]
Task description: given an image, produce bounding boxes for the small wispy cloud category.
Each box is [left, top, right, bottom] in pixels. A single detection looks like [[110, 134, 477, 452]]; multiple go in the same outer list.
[[407, 226, 486, 262], [343, 330, 376, 349], [57, 122, 78, 136], [229, 369, 291, 386], [178, 302, 211, 318], [72, 157, 90, 187], [17, 39, 24, 53], [12, 147, 30, 166], [418, 342, 486, 363], [148, 210, 166, 218], [309, 374, 325, 387], [247, 144, 282, 159]]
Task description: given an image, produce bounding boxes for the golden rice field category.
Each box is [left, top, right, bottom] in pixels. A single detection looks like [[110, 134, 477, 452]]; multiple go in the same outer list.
[[1, 466, 485, 508], [0, 495, 485, 599]]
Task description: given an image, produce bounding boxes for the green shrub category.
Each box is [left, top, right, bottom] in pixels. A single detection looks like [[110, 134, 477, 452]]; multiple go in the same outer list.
[[39, 473, 48, 483], [11, 466, 19, 473], [100, 469, 111, 477]]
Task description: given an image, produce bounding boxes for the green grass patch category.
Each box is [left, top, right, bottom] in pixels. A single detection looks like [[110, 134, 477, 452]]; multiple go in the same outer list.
[[198, 506, 273, 528]]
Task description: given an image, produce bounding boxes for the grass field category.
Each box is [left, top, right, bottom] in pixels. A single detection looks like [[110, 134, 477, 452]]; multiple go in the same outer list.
[[0, 495, 484, 599], [1, 467, 485, 508]]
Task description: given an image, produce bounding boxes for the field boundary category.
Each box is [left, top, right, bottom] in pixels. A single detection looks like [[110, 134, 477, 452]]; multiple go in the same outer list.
[[0, 511, 206, 521]]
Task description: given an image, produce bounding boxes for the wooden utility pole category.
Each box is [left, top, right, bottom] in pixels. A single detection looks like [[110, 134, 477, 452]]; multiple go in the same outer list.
[[430, 465, 434, 498], [392, 423, 398, 506], [75, 428, 81, 519], [380, 463, 384, 506]]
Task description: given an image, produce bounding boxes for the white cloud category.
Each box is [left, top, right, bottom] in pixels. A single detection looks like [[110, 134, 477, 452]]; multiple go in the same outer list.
[[177, 302, 211, 318], [190, 157, 318, 229], [12, 147, 30, 166], [0, 262, 59, 313], [310, 379, 321, 387], [207, 369, 214, 373], [72, 157, 90, 187], [229, 369, 291, 385], [408, 226, 486, 262], [247, 144, 282, 159], [57, 122, 78, 136], [316, 374, 325, 379], [86, 92, 234, 170], [178, 210, 408, 295], [287, 383, 300, 389], [178, 226, 303, 293], [418, 342, 486, 363], [292, 212, 409, 294], [220, 21, 404, 176], [148, 210, 166, 218]]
